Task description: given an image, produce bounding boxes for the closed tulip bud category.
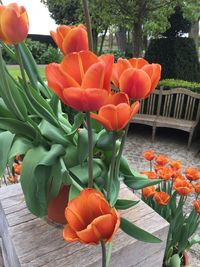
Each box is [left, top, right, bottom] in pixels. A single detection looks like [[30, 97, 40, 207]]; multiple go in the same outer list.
[[193, 200, 200, 214], [0, 3, 29, 44], [63, 188, 120, 244], [51, 24, 88, 55]]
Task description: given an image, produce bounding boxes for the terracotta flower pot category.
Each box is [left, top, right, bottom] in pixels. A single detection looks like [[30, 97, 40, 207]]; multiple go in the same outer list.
[[182, 251, 189, 266], [47, 185, 70, 224]]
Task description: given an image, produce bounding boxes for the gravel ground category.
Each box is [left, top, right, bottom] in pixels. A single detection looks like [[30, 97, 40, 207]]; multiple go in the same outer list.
[[123, 124, 200, 267]]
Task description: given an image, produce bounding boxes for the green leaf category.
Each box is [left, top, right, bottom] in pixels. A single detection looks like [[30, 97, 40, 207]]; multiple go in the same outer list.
[[124, 175, 161, 190], [68, 184, 81, 201], [188, 235, 200, 248], [96, 130, 114, 151], [120, 217, 162, 243], [120, 156, 133, 176], [48, 160, 63, 200], [63, 144, 79, 168], [0, 131, 14, 177], [109, 178, 120, 207], [169, 254, 181, 267], [20, 144, 66, 217], [78, 128, 89, 164], [115, 199, 139, 210], [8, 137, 33, 159], [0, 98, 14, 118], [67, 112, 84, 138]]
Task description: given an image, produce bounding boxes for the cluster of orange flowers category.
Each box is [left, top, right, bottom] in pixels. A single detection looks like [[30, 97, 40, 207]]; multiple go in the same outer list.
[[6, 155, 22, 184], [142, 150, 200, 213]]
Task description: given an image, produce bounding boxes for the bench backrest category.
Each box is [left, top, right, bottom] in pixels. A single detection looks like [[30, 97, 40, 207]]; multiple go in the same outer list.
[[139, 88, 200, 122]]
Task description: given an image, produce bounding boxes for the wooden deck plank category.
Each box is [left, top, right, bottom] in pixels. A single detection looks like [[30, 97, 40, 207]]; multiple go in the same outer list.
[[0, 184, 169, 267]]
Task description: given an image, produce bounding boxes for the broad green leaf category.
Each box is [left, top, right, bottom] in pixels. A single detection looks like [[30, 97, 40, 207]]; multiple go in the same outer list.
[[109, 177, 120, 207], [68, 112, 84, 135], [0, 131, 14, 177], [124, 175, 161, 190], [169, 254, 181, 267], [120, 156, 133, 176], [63, 144, 79, 168], [115, 199, 139, 210], [8, 137, 33, 159], [0, 98, 14, 118], [78, 128, 89, 164], [120, 217, 162, 243], [68, 184, 81, 201], [20, 144, 66, 217], [48, 160, 63, 200], [96, 130, 114, 151]]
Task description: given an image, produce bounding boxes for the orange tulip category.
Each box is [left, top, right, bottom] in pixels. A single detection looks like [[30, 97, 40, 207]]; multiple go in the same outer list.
[[15, 154, 22, 162], [194, 182, 200, 195], [46, 51, 114, 111], [185, 167, 200, 181], [154, 192, 170, 206], [140, 171, 157, 180], [13, 163, 21, 175], [154, 164, 164, 173], [142, 186, 156, 198], [143, 150, 155, 161], [193, 200, 200, 214], [155, 155, 169, 166], [90, 95, 140, 131], [63, 188, 120, 244], [112, 57, 161, 100], [169, 160, 182, 171], [50, 24, 88, 55], [173, 180, 194, 196], [157, 167, 173, 181], [0, 3, 29, 44]]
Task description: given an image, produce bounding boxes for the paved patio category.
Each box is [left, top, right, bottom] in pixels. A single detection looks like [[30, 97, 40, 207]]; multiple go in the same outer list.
[[124, 124, 200, 267]]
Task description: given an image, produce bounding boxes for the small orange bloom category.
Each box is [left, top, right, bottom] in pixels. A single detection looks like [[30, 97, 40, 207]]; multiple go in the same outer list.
[[185, 167, 200, 181], [0, 3, 29, 44], [142, 186, 156, 198], [193, 200, 200, 213], [51, 24, 88, 55], [173, 175, 186, 182], [46, 51, 114, 111], [170, 160, 182, 171], [15, 154, 22, 162], [90, 96, 140, 131], [140, 171, 157, 180], [154, 192, 170, 206], [155, 155, 169, 166], [63, 188, 120, 244], [154, 164, 165, 173], [143, 150, 155, 161], [173, 180, 194, 196], [13, 163, 21, 175], [194, 182, 200, 195], [157, 167, 173, 181]]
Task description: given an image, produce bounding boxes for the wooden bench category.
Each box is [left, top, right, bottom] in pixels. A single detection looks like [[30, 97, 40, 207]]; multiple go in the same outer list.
[[0, 184, 169, 267], [132, 88, 200, 148]]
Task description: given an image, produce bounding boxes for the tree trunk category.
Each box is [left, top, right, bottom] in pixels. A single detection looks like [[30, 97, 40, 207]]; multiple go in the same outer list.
[[115, 26, 127, 53], [189, 20, 199, 50], [98, 28, 108, 55], [92, 28, 98, 53], [132, 21, 143, 57]]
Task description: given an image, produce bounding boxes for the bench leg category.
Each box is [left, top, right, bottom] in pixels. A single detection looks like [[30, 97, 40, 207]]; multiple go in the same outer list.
[[152, 126, 156, 142], [187, 129, 194, 149]]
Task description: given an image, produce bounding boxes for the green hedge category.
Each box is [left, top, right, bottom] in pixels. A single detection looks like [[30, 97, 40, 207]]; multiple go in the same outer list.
[[158, 79, 200, 93], [145, 37, 200, 82]]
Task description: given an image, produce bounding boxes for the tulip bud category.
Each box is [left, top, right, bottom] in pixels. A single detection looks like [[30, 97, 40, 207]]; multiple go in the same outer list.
[[0, 3, 29, 44]]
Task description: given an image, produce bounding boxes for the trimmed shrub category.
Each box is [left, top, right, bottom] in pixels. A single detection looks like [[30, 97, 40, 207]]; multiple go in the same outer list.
[[40, 46, 63, 64], [145, 37, 200, 82], [158, 79, 200, 93]]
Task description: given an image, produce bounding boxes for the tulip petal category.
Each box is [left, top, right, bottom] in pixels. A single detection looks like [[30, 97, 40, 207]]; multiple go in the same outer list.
[[82, 62, 105, 89], [128, 58, 149, 68], [62, 26, 88, 55], [63, 87, 108, 111], [105, 92, 129, 105], [142, 64, 161, 93], [119, 68, 151, 100], [99, 54, 114, 91], [1, 5, 29, 44], [130, 101, 140, 118], [111, 58, 131, 88], [45, 63, 79, 103], [90, 112, 112, 131], [63, 224, 79, 242]]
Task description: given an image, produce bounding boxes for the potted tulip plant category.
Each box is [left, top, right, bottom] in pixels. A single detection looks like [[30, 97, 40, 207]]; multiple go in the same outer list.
[[141, 150, 200, 267], [0, 1, 164, 265]]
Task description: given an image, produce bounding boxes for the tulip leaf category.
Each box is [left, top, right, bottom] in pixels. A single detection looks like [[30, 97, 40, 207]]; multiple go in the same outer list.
[[20, 144, 66, 217], [124, 174, 162, 190], [63, 144, 79, 168], [8, 137, 33, 159], [0, 98, 14, 118], [115, 199, 140, 210], [0, 131, 15, 177], [109, 178, 120, 207], [96, 130, 114, 151], [120, 217, 162, 243], [48, 160, 63, 200], [169, 254, 181, 267], [188, 235, 200, 248], [69, 184, 81, 201]]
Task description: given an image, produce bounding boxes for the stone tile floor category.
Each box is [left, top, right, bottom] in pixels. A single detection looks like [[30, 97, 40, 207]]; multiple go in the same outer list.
[[123, 124, 200, 267]]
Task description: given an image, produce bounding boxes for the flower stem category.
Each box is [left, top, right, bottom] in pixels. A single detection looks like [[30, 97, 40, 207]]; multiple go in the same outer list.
[[14, 44, 28, 87], [107, 133, 117, 201], [82, 0, 93, 51], [101, 241, 107, 267], [86, 112, 93, 188]]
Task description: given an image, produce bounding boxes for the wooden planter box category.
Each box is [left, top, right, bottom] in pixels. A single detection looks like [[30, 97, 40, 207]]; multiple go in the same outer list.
[[0, 184, 169, 267]]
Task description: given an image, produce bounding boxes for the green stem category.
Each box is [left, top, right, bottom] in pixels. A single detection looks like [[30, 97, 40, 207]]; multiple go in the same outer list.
[[82, 0, 93, 51], [101, 241, 107, 267], [14, 44, 28, 87], [107, 133, 117, 201], [106, 242, 113, 267], [86, 112, 93, 188]]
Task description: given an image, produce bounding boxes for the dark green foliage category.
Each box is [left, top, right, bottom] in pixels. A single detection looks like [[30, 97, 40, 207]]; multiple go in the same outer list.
[[145, 37, 200, 82], [158, 79, 200, 92], [163, 6, 191, 37]]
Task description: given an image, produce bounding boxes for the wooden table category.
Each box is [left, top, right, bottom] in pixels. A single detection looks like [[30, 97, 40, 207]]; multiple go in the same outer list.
[[0, 184, 169, 267]]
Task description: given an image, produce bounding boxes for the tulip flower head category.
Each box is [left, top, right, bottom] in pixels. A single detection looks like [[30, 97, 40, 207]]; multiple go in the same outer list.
[[142, 186, 156, 199], [143, 150, 155, 161], [155, 155, 169, 166], [193, 200, 200, 214], [0, 3, 29, 44], [173, 180, 194, 196], [140, 171, 157, 180], [185, 167, 200, 181], [50, 24, 88, 55], [63, 188, 120, 244], [194, 182, 200, 195], [154, 191, 170, 206]]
